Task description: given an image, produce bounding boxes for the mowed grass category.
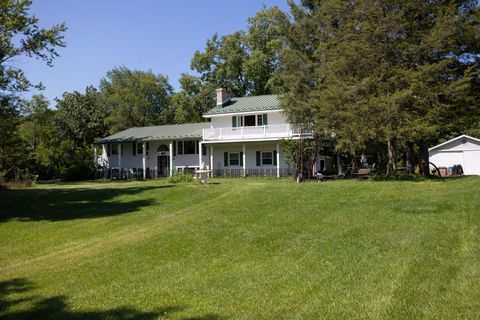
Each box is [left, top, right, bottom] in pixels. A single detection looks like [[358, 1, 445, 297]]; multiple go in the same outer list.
[[0, 177, 479, 319]]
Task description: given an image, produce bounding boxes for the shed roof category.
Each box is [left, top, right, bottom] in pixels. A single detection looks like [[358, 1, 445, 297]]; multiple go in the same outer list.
[[204, 95, 281, 116], [96, 122, 210, 144], [429, 134, 480, 152]]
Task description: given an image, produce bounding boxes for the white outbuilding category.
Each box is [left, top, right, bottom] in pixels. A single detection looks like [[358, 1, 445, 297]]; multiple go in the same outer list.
[[429, 134, 480, 175]]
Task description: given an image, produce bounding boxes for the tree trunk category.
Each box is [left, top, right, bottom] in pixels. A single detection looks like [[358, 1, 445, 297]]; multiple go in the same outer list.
[[419, 139, 430, 176], [294, 134, 304, 181], [387, 139, 396, 175], [406, 142, 414, 173]]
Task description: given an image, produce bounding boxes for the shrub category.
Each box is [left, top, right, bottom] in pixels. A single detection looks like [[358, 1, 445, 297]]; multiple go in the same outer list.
[[168, 171, 193, 183], [369, 172, 436, 182]]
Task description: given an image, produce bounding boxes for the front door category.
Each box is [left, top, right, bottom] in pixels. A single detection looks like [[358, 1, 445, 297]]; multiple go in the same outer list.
[[157, 155, 170, 177]]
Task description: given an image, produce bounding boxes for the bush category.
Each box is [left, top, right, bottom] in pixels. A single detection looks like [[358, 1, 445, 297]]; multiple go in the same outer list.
[[168, 172, 194, 183], [59, 145, 95, 181], [369, 172, 437, 182], [1, 169, 37, 188]]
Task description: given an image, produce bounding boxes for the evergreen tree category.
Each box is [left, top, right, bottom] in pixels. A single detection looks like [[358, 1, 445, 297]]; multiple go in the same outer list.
[[277, 0, 480, 174]]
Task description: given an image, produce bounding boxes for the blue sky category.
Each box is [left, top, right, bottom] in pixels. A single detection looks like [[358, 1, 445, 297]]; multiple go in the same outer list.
[[21, 0, 290, 105]]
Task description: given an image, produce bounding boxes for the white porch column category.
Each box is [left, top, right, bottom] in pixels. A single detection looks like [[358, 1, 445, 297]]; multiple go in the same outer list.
[[210, 145, 214, 177], [242, 144, 246, 177], [336, 154, 342, 175], [118, 143, 122, 179], [276, 143, 280, 178], [142, 142, 146, 179], [198, 141, 203, 168], [169, 141, 173, 177], [94, 146, 97, 167]]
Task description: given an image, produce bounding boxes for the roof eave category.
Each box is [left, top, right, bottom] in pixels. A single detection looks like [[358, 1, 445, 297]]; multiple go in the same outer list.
[[429, 134, 480, 151], [203, 109, 283, 118]]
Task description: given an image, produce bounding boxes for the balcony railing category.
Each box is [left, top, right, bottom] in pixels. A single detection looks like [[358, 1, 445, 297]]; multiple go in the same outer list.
[[203, 124, 310, 141]]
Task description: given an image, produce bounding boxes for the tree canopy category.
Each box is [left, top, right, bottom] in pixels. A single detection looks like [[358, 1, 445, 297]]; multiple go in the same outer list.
[[100, 67, 174, 133], [277, 0, 480, 173], [0, 0, 66, 94]]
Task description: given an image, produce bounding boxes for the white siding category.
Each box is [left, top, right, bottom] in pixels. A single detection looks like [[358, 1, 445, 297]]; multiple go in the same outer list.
[[209, 110, 287, 129], [430, 151, 464, 169], [429, 136, 480, 175], [463, 151, 480, 175], [209, 142, 289, 171]]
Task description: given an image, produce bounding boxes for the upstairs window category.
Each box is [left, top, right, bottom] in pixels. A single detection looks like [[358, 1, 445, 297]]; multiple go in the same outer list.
[[244, 115, 256, 127], [232, 114, 268, 127], [257, 114, 263, 126]]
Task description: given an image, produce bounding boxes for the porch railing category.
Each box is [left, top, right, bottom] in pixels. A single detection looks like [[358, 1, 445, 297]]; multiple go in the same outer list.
[[203, 124, 310, 141]]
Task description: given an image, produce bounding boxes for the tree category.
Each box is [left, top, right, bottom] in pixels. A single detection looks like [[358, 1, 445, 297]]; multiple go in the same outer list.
[[191, 6, 288, 97], [0, 0, 66, 94], [100, 67, 174, 133], [55, 86, 107, 145], [172, 74, 215, 124], [277, 0, 480, 175], [0, 96, 23, 173], [18, 94, 52, 152]]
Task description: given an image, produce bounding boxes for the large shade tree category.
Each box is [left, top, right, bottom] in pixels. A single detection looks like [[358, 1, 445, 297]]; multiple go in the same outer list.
[[100, 67, 174, 133], [277, 0, 480, 174], [0, 0, 66, 175]]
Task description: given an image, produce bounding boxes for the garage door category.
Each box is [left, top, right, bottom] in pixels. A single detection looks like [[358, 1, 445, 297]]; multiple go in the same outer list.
[[463, 150, 480, 175]]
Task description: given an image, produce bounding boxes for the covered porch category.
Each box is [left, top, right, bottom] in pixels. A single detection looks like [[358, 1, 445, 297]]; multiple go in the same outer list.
[[96, 139, 209, 179], [200, 140, 290, 178]]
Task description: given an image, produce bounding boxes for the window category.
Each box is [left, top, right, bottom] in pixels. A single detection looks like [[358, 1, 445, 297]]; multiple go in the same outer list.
[[177, 140, 197, 155], [177, 141, 183, 155], [244, 115, 256, 127], [234, 114, 268, 127], [261, 151, 273, 165], [184, 140, 196, 154], [157, 144, 169, 152], [229, 152, 240, 166], [137, 143, 143, 155], [111, 144, 118, 155], [257, 114, 263, 126]]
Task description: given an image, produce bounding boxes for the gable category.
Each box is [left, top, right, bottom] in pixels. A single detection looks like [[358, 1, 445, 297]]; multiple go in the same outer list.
[[429, 135, 480, 152]]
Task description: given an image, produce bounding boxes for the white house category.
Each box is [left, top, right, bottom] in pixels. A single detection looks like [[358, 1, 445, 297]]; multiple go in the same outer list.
[[429, 134, 480, 175], [96, 88, 335, 178]]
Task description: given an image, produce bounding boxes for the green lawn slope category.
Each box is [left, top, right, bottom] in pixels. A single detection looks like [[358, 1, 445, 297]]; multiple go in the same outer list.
[[0, 177, 479, 319]]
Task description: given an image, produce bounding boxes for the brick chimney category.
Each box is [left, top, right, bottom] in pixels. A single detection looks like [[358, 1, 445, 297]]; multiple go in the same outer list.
[[216, 87, 230, 106]]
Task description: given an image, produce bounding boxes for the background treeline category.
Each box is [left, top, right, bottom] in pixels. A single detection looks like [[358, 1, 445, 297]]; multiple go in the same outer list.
[[1, 0, 479, 181]]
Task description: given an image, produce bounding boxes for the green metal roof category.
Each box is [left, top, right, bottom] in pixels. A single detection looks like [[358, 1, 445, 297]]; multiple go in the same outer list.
[[204, 94, 281, 116], [96, 122, 210, 144]]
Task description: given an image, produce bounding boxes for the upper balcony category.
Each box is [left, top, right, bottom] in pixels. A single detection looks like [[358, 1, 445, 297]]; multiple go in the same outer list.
[[203, 124, 309, 142]]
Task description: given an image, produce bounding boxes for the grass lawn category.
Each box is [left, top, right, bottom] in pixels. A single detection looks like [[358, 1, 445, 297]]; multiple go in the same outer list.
[[0, 177, 479, 319]]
